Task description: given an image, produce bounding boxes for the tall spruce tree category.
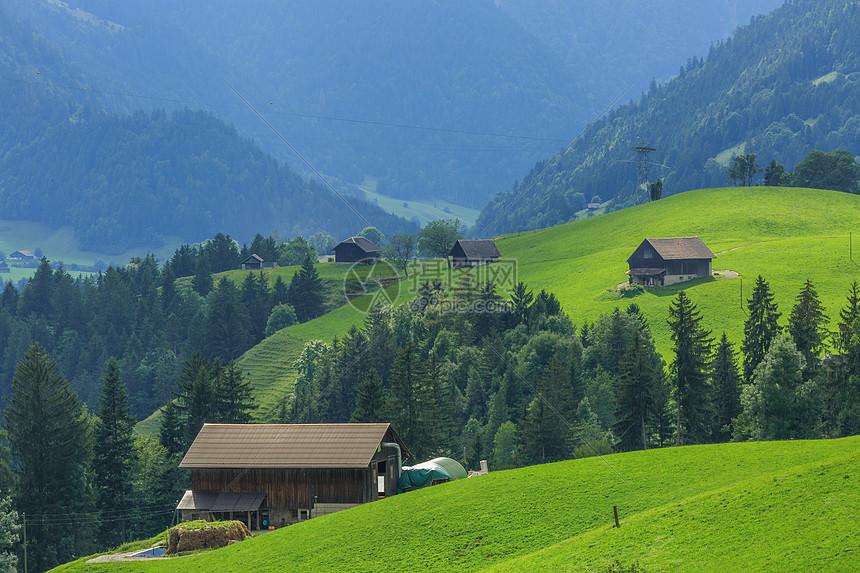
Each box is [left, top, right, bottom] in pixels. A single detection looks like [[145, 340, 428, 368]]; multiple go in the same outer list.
[[350, 368, 385, 423], [3, 344, 95, 572], [788, 279, 828, 380], [613, 328, 660, 451], [710, 333, 742, 442], [667, 291, 713, 446], [742, 275, 782, 382], [517, 355, 574, 464], [386, 342, 428, 458], [213, 361, 255, 423], [92, 358, 136, 547], [191, 252, 213, 297], [288, 256, 325, 322], [205, 277, 250, 361]]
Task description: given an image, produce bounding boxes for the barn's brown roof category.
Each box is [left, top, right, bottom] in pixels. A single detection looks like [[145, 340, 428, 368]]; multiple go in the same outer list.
[[335, 236, 380, 254], [179, 423, 405, 469], [240, 254, 264, 264], [451, 239, 500, 260], [641, 237, 715, 260]]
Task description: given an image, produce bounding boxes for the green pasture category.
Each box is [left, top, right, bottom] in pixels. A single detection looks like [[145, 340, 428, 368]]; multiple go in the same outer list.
[[360, 176, 480, 227], [52, 436, 860, 572], [498, 186, 860, 358], [0, 219, 181, 267]]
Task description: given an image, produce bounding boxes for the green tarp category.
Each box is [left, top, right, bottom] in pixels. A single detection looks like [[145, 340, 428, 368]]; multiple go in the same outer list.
[[398, 457, 468, 492]]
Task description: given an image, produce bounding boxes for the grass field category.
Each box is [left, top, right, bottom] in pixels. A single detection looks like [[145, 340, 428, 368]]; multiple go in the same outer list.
[[498, 186, 860, 358], [0, 219, 182, 267], [137, 186, 860, 433], [360, 176, 480, 227], [53, 436, 860, 572]]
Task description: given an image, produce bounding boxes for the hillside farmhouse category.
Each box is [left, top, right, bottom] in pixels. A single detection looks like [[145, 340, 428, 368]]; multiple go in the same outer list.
[[626, 237, 715, 287], [8, 250, 34, 261], [334, 236, 381, 264], [0, 262, 8, 274], [239, 254, 264, 270], [449, 239, 500, 267], [177, 423, 408, 529]]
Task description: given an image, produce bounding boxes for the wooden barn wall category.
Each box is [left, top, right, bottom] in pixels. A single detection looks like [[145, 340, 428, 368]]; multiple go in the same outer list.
[[627, 242, 664, 269], [191, 467, 375, 510]]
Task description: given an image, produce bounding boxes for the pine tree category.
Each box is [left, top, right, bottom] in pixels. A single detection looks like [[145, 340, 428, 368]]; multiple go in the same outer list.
[[191, 252, 213, 297], [667, 291, 713, 446], [710, 333, 742, 442], [350, 368, 385, 422], [158, 400, 186, 457], [205, 277, 250, 361], [173, 352, 217, 447], [3, 344, 95, 571], [742, 275, 782, 382], [613, 328, 659, 451], [288, 256, 325, 323], [386, 342, 428, 457], [213, 361, 255, 423], [788, 279, 828, 380], [92, 358, 136, 547], [517, 355, 573, 464]]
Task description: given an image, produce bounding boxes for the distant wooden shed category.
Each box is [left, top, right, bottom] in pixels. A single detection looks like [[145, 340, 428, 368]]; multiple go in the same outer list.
[[449, 239, 500, 267], [239, 254, 264, 270], [333, 237, 381, 264], [627, 237, 715, 287], [0, 262, 8, 273], [178, 423, 409, 528]]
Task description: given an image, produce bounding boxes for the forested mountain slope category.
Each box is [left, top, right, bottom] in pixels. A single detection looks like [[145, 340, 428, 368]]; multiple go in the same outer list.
[[0, 7, 414, 253], [475, 0, 860, 235], [3, 0, 781, 209]]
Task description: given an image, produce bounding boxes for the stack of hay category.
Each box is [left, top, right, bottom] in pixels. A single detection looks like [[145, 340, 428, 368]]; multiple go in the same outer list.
[[167, 520, 251, 554]]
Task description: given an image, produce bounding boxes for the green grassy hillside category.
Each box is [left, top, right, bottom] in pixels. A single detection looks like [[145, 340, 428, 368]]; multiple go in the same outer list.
[[136, 185, 860, 434], [499, 186, 860, 357], [54, 436, 859, 572]]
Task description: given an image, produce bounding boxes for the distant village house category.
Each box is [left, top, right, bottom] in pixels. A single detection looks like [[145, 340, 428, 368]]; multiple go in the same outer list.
[[333, 236, 381, 264], [0, 262, 8, 273], [626, 237, 715, 287], [8, 250, 34, 261], [449, 239, 500, 267], [177, 423, 408, 529]]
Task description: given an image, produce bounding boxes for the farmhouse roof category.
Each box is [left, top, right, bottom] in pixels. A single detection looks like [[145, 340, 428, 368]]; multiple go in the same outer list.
[[336, 236, 380, 253], [451, 239, 500, 260], [640, 237, 715, 260], [240, 254, 264, 264], [12, 250, 33, 257], [179, 423, 407, 469]]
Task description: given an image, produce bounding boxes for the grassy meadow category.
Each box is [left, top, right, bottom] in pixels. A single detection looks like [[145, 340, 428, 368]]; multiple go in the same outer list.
[[53, 436, 859, 572], [499, 186, 860, 358], [137, 185, 860, 433]]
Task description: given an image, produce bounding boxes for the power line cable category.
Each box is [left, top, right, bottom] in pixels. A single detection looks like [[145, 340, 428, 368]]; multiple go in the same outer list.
[[477, 84, 631, 238], [0, 75, 570, 144]]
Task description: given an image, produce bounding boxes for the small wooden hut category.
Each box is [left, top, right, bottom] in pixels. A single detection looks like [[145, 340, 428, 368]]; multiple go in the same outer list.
[[177, 423, 408, 528], [626, 237, 715, 287], [239, 254, 264, 270], [333, 237, 381, 264], [449, 239, 500, 267]]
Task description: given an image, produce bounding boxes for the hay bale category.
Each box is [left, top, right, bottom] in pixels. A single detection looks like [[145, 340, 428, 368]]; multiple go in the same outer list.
[[167, 520, 251, 554]]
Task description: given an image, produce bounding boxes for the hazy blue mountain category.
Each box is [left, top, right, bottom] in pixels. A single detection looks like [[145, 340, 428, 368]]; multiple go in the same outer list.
[[473, 0, 860, 236], [3, 0, 785, 211], [0, 7, 415, 253]]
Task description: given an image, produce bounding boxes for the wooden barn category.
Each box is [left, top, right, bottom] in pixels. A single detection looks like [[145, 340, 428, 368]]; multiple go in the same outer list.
[[177, 423, 408, 529], [449, 239, 500, 267], [239, 254, 263, 270], [0, 262, 8, 273], [8, 250, 34, 261], [627, 237, 715, 287], [333, 237, 381, 264]]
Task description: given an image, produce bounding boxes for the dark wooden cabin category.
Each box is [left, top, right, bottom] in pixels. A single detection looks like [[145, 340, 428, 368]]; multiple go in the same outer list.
[[239, 254, 264, 270], [177, 423, 408, 528], [449, 239, 500, 267], [627, 237, 715, 287], [333, 237, 381, 264]]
